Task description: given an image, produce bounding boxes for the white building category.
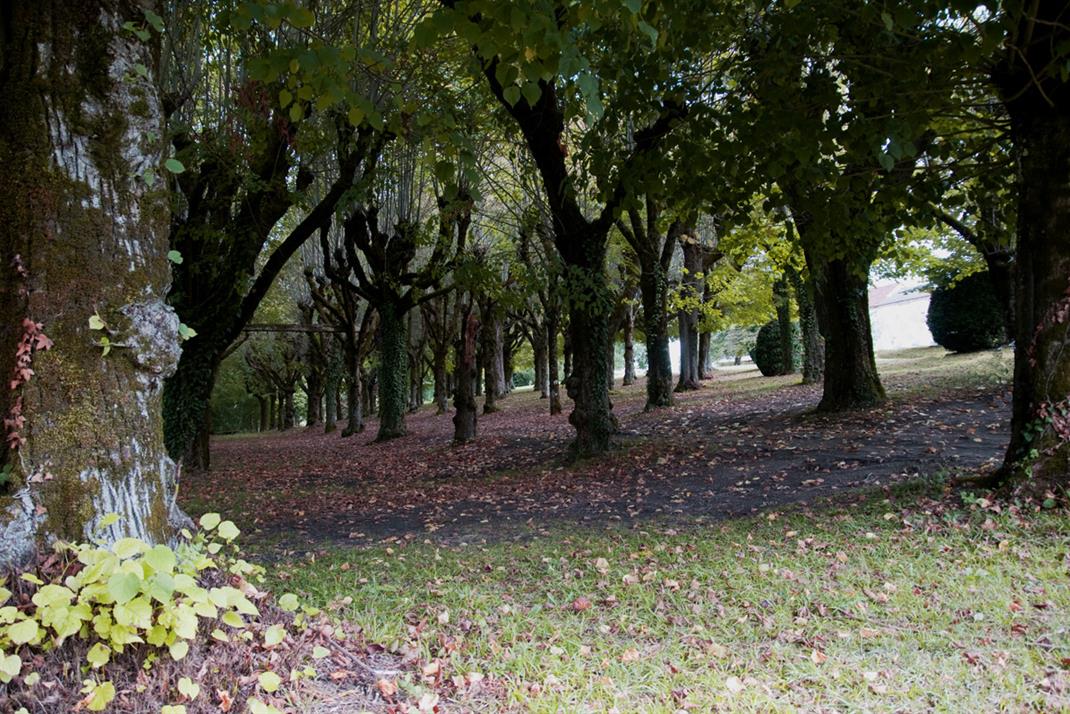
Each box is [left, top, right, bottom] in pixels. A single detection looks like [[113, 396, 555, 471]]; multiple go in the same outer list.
[[868, 280, 935, 351]]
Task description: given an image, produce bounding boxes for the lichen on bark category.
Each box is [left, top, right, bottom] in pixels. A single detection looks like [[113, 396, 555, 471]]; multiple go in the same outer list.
[[0, 1, 188, 567]]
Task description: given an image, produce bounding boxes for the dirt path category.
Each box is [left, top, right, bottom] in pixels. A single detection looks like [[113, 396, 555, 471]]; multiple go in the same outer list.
[[182, 356, 1011, 552]]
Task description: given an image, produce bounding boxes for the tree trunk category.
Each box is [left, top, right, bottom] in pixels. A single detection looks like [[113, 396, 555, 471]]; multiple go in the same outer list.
[[788, 265, 824, 385], [532, 329, 549, 398], [306, 375, 322, 429], [433, 347, 449, 415], [324, 383, 338, 433], [773, 276, 796, 375], [502, 335, 515, 394], [807, 253, 885, 411], [564, 271, 617, 456], [453, 305, 479, 444], [605, 322, 617, 391], [622, 304, 637, 386], [563, 331, 573, 380], [376, 302, 408, 440], [284, 391, 295, 429], [268, 394, 277, 430], [341, 331, 364, 437], [547, 318, 562, 415], [675, 312, 701, 391], [257, 395, 269, 432], [481, 304, 500, 414], [698, 331, 712, 379], [0, 0, 188, 566], [639, 263, 674, 409], [994, 17, 1070, 487]]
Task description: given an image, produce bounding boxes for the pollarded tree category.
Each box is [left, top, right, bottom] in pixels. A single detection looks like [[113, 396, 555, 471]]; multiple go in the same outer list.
[[426, 0, 719, 455], [0, 1, 189, 565]]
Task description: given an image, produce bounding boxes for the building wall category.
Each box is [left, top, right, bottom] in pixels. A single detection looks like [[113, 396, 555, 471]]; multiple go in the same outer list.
[[870, 296, 936, 351]]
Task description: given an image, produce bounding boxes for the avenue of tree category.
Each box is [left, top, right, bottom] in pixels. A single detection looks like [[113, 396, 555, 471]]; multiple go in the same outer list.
[[0, 0, 1067, 563]]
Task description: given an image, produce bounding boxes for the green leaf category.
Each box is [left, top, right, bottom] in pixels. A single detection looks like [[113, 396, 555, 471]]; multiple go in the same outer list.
[[84, 681, 115, 712], [623, 0, 641, 13], [7, 619, 38, 645], [144, 545, 176, 574], [347, 107, 365, 127], [247, 698, 282, 714], [503, 85, 522, 107], [277, 593, 300, 612], [312, 645, 329, 659], [86, 643, 111, 669], [199, 512, 221, 531], [113, 537, 147, 559], [178, 323, 197, 341], [264, 625, 286, 647], [0, 653, 20, 683], [178, 676, 200, 700], [88, 314, 105, 331], [164, 158, 185, 174], [143, 8, 165, 32], [289, 103, 304, 123], [258, 671, 282, 693], [169, 640, 190, 661], [279, 89, 293, 108], [99, 512, 121, 528], [521, 82, 542, 107], [216, 520, 240, 542]]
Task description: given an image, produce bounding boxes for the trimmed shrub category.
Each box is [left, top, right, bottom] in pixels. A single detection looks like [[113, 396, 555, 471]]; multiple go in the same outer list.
[[927, 271, 1008, 352], [751, 320, 801, 377]]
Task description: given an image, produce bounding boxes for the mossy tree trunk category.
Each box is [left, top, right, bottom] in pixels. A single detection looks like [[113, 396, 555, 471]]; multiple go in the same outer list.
[[993, 4, 1070, 489], [376, 301, 409, 440], [0, 0, 189, 567]]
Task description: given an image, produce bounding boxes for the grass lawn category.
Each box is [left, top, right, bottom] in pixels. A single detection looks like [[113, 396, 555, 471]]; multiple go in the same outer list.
[[269, 484, 1069, 712]]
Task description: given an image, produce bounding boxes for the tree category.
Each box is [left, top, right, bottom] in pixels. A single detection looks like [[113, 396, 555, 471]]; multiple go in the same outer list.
[[0, 1, 189, 565], [990, 0, 1070, 488], [429, 0, 714, 455]]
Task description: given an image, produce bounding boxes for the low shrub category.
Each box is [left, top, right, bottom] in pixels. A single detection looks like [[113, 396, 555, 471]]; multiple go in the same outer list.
[[927, 271, 1008, 352]]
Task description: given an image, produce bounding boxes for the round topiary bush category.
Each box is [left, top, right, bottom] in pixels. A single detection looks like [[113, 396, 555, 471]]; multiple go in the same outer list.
[[926, 271, 1008, 353], [751, 319, 801, 377]]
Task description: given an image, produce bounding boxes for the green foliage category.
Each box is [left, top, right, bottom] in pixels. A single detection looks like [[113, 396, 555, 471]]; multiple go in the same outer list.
[[0, 514, 308, 712], [926, 271, 1008, 353], [751, 319, 800, 377]]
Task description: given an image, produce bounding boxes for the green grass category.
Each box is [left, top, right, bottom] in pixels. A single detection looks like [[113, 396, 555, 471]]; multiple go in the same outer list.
[[267, 487, 1070, 712]]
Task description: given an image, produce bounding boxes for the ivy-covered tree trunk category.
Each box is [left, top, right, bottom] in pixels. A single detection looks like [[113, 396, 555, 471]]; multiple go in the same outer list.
[[773, 276, 796, 375], [376, 301, 409, 440], [622, 304, 637, 386], [640, 264, 674, 409], [807, 253, 885, 410], [787, 265, 824, 385], [0, 0, 189, 566], [564, 269, 617, 456], [453, 305, 479, 444], [994, 7, 1070, 488]]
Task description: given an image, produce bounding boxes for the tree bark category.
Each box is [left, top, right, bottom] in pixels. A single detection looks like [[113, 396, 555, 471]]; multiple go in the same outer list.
[[532, 328, 549, 397], [256, 395, 269, 432], [0, 0, 189, 566], [480, 302, 501, 414], [807, 252, 885, 410], [324, 382, 338, 433], [993, 8, 1070, 487], [639, 262, 674, 408], [453, 304, 479, 444], [698, 331, 712, 379], [433, 347, 449, 415], [376, 301, 408, 440], [773, 276, 796, 375], [622, 304, 637, 385], [787, 264, 824, 385]]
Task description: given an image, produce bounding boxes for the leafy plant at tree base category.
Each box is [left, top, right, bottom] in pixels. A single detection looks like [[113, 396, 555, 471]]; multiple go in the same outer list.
[[751, 320, 801, 377], [0, 514, 325, 713], [927, 271, 1008, 353]]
